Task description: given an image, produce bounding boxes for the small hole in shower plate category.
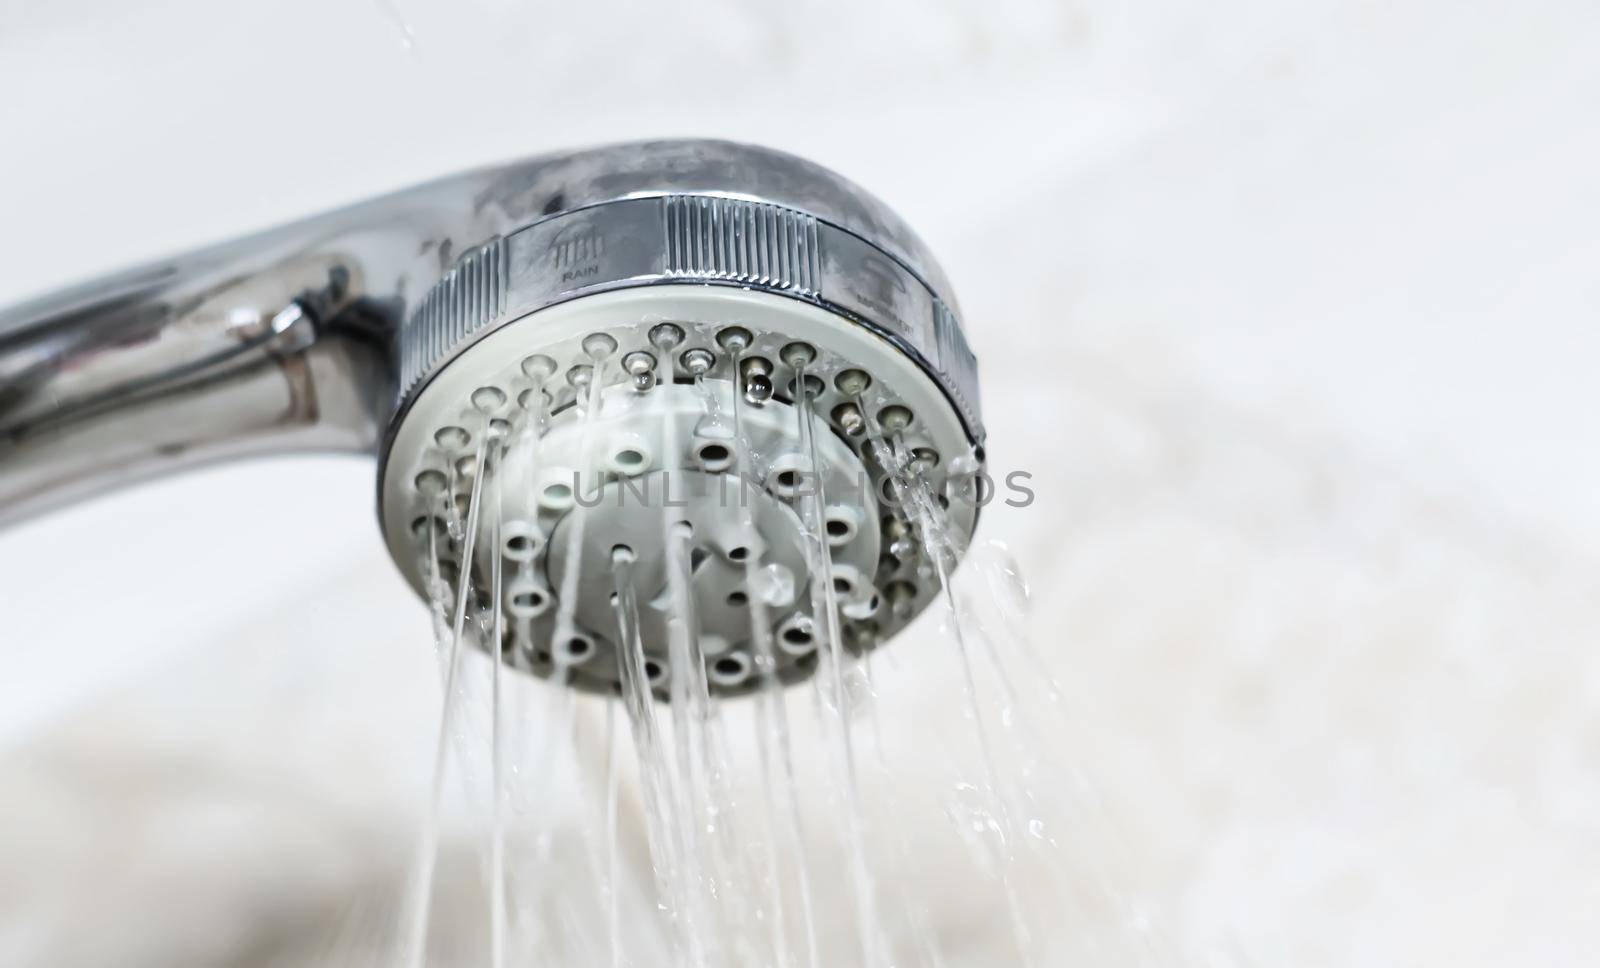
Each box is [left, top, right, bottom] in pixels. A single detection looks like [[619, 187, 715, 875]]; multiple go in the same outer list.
[[708, 652, 751, 685], [697, 442, 733, 471], [557, 635, 593, 664], [541, 481, 574, 510], [613, 448, 647, 474], [472, 386, 507, 412], [434, 426, 470, 450], [414, 470, 447, 496], [410, 515, 447, 540], [502, 521, 544, 561]]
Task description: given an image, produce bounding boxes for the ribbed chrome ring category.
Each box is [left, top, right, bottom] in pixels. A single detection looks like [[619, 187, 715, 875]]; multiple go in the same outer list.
[[393, 163, 983, 446]]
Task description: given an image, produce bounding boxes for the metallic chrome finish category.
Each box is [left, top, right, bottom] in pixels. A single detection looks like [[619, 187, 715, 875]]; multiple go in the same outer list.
[[0, 139, 980, 526], [397, 238, 510, 401], [0, 253, 387, 525], [394, 193, 982, 443], [663, 195, 821, 292]]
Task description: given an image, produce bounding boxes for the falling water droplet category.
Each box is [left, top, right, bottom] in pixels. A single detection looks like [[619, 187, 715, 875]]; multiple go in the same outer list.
[[749, 563, 796, 607]]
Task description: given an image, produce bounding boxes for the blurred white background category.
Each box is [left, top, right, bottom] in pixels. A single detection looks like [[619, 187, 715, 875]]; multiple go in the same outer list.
[[2, 0, 1598, 965]]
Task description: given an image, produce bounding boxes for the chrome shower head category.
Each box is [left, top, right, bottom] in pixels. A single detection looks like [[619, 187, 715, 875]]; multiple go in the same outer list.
[[0, 140, 984, 697]]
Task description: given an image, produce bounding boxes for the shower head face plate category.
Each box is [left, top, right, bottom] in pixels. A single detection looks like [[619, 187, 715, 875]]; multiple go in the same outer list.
[[488, 377, 883, 693], [380, 287, 979, 698]]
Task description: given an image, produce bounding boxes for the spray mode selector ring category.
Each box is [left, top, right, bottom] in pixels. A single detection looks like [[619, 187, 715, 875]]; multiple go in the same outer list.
[[391, 143, 983, 451]]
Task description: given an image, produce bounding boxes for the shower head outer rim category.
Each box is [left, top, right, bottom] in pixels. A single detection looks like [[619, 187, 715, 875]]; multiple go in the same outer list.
[[384, 142, 983, 456]]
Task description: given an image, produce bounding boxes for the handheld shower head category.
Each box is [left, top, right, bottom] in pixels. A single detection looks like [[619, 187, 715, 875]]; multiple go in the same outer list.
[[0, 140, 984, 696]]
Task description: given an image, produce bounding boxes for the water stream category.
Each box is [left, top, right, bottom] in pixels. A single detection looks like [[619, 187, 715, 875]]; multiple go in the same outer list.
[[381, 357, 1167, 967]]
